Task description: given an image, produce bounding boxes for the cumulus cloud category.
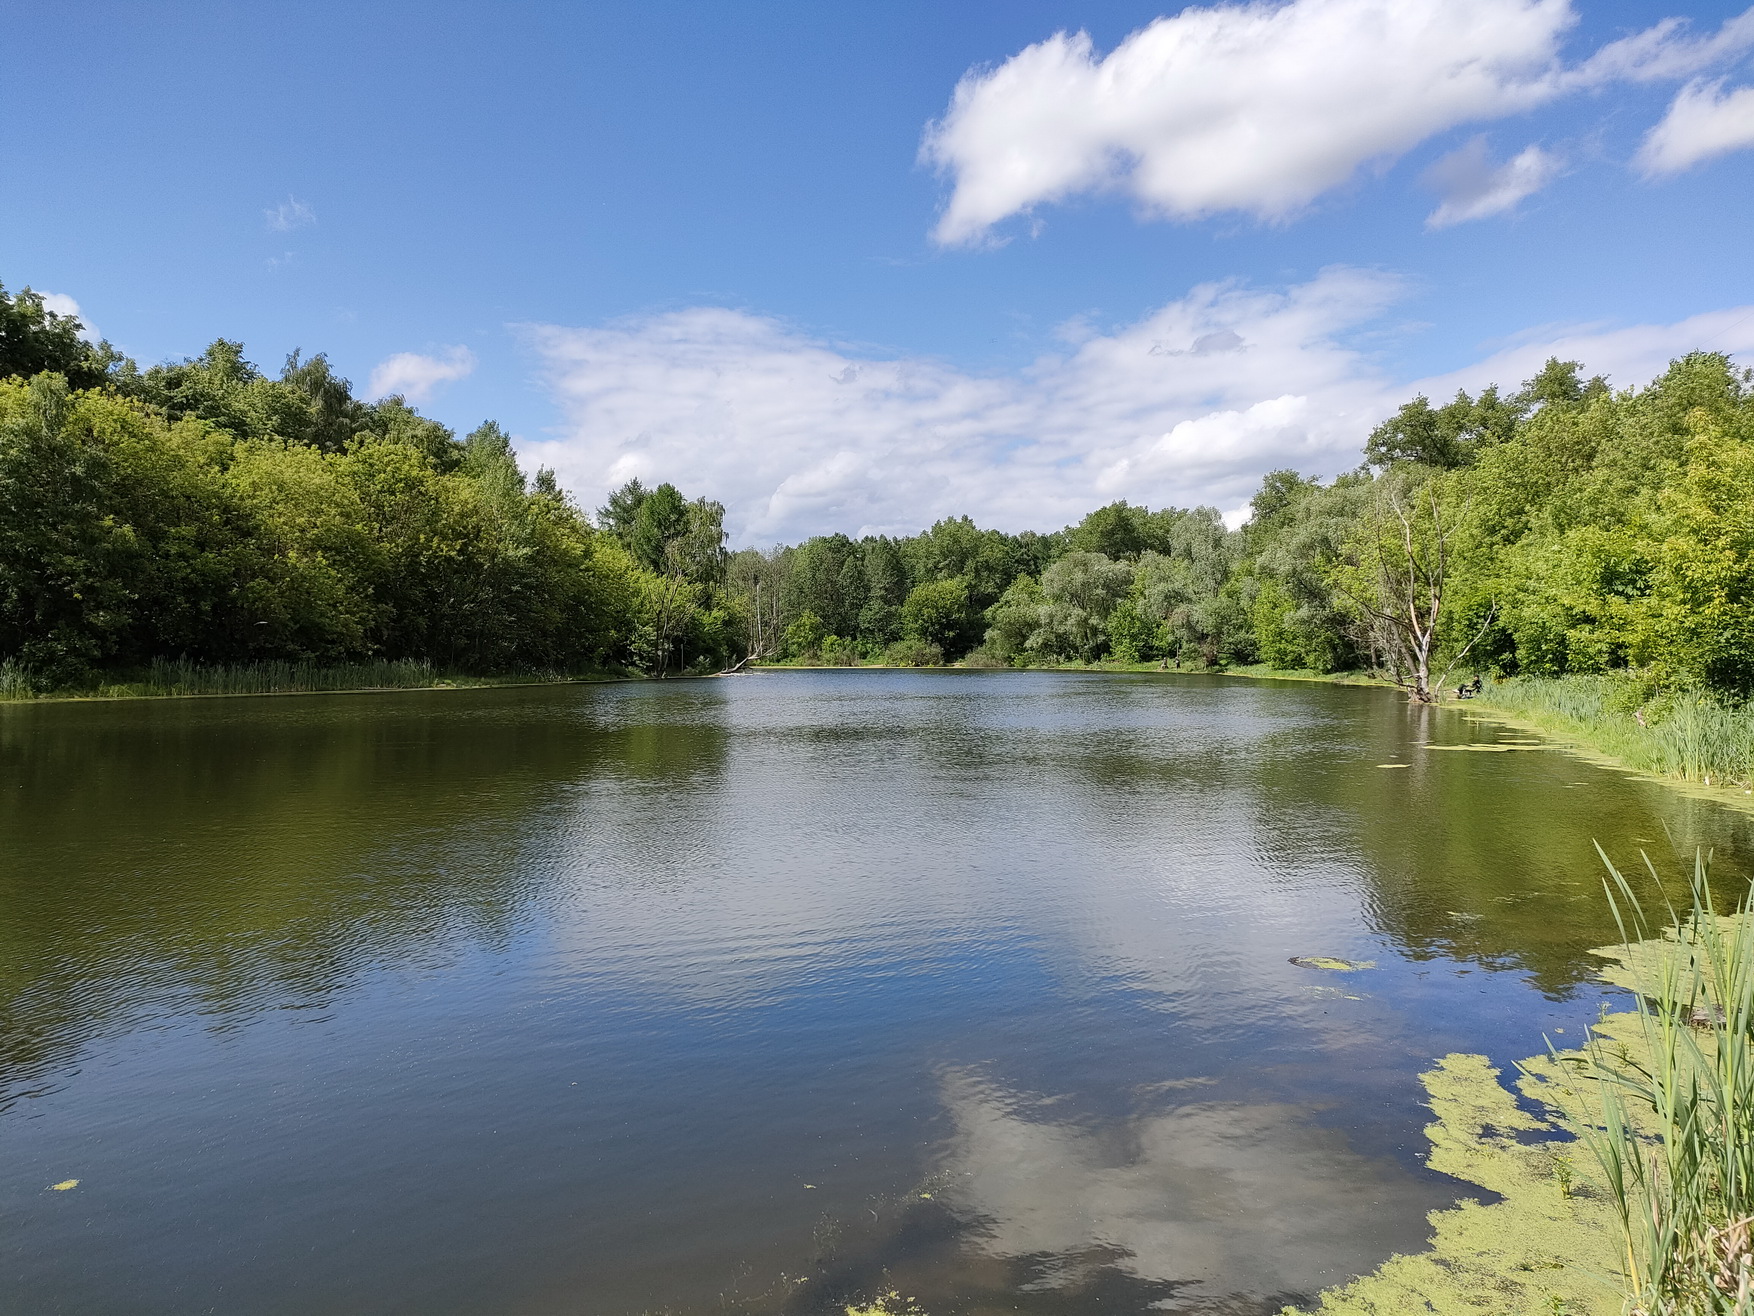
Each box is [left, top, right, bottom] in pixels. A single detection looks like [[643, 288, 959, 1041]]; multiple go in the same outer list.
[[524, 269, 1401, 542], [1424, 138, 1560, 227], [1414, 304, 1754, 403], [35, 292, 97, 340], [922, 0, 1754, 243], [1637, 78, 1754, 175], [368, 347, 477, 403], [524, 275, 1754, 546], [263, 197, 316, 232]]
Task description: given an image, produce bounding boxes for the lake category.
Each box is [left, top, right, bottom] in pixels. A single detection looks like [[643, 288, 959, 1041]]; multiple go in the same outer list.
[[3, 670, 1751, 1315]]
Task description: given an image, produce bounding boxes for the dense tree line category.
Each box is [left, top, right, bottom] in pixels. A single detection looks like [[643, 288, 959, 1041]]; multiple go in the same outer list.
[[729, 350, 1754, 707], [5, 278, 1753, 702], [0, 281, 731, 684]]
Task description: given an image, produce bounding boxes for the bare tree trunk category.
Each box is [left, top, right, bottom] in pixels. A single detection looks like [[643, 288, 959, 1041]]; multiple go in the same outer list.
[[1336, 477, 1489, 703]]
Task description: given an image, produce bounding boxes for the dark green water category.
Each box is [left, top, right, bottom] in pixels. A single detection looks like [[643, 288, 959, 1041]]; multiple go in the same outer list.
[[3, 670, 1751, 1316]]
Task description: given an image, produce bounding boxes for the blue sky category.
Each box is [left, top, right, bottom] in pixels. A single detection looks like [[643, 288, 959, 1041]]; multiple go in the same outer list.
[[5, 1, 1754, 540]]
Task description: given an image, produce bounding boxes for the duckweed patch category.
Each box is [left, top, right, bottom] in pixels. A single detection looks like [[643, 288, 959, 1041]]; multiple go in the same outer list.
[[1286, 1048, 1624, 1316]]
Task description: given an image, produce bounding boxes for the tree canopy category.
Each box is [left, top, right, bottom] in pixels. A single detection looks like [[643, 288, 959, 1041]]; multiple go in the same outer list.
[[4, 282, 1751, 706]]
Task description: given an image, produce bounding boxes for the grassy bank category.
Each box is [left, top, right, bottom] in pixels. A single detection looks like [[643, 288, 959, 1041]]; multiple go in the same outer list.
[[0, 656, 634, 702], [1469, 674, 1754, 793]]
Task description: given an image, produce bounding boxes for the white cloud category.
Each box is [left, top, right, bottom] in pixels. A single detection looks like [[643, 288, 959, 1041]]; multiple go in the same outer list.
[[524, 269, 1403, 543], [1636, 78, 1754, 175], [524, 275, 1754, 546], [264, 197, 316, 232], [36, 291, 97, 340], [1576, 9, 1754, 84], [921, 0, 1754, 243], [368, 347, 477, 403], [1424, 138, 1560, 227], [1412, 303, 1754, 402]]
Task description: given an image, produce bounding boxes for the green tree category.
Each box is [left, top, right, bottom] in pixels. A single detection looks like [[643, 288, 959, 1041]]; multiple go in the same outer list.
[[0, 284, 117, 390], [982, 574, 1043, 659], [1105, 598, 1158, 662], [1031, 551, 1132, 660], [1067, 501, 1150, 559], [598, 478, 649, 540], [1630, 416, 1754, 692], [901, 577, 970, 651], [626, 482, 689, 573], [786, 609, 826, 660], [1365, 385, 1523, 470]]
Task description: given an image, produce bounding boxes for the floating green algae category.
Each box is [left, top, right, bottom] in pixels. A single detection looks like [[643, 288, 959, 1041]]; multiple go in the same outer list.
[[1286, 928, 1715, 1316], [1286, 1047, 1624, 1316]]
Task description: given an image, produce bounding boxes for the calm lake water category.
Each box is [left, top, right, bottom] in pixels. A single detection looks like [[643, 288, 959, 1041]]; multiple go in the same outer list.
[[4, 671, 1752, 1316]]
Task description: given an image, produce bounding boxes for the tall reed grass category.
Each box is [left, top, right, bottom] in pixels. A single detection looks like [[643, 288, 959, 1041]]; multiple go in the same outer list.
[[0, 658, 34, 699], [0, 657, 606, 701], [1568, 853, 1754, 1314], [1476, 675, 1754, 790]]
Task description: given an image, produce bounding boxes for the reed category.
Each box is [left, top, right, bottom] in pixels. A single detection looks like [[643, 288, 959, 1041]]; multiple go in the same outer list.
[[0, 657, 610, 701], [1475, 675, 1754, 790], [0, 658, 34, 699], [1567, 853, 1754, 1314]]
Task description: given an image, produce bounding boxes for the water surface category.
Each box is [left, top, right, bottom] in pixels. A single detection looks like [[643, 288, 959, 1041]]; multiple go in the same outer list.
[[3, 671, 1750, 1315]]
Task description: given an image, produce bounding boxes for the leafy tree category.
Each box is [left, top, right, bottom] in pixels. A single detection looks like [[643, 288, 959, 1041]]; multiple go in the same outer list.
[[786, 609, 826, 660], [598, 478, 649, 540], [1629, 415, 1754, 691], [281, 350, 371, 451], [668, 497, 728, 586], [1030, 551, 1132, 660], [858, 536, 908, 649], [625, 482, 689, 573], [904, 516, 1019, 608], [1105, 598, 1159, 662], [1365, 385, 1521, 470], [900, 577, 970, 651], [0, 283, 117, 390], [1068, 501, 1150, 559], [982, 575, 1043, 659], [785, 534, 862, 638]]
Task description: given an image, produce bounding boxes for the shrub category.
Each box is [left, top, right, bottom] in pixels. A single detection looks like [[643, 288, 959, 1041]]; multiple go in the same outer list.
[[882, 638, 943, 667]]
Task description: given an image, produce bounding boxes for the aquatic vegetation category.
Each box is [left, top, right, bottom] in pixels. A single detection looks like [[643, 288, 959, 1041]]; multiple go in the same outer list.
[[1289, 956, 1376, 971], [0, 656, 616, 701], [843, 1292, 926, 1316], [1564, 854, 1754, 1315], [0, 658, 32, 698], [1291, 1051, 1622, 1316], [1473, 674, 1754, 791], [1298, 857, 1754, 1316]]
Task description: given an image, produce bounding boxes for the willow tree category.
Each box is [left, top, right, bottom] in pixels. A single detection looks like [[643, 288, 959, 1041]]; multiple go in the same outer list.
[[1332, 469, 1492, 702]]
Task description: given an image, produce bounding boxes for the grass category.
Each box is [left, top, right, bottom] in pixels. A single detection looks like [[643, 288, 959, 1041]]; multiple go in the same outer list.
[[1565, 854, 1754, 1315], [0, 656, 627, 702], [1474, 675, 1754, 791]]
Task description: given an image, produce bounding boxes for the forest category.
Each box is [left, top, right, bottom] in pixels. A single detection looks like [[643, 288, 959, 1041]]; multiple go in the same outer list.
[[4, 278, 1754, 711]]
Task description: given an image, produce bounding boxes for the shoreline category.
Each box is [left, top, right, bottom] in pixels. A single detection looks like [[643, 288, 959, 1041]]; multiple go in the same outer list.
[[0, 669, 649, 707], [756, 659, 1754, 813], [13, 660, 1751, 816]]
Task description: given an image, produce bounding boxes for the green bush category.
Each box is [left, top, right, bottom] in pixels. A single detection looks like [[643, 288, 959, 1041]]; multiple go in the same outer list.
[[882, 638, 943, 667]]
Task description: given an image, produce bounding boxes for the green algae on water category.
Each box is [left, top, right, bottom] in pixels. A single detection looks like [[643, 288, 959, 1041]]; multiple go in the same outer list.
[[1286, 1049, 1624, 1316], [1290, 956, 1377, 972]]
